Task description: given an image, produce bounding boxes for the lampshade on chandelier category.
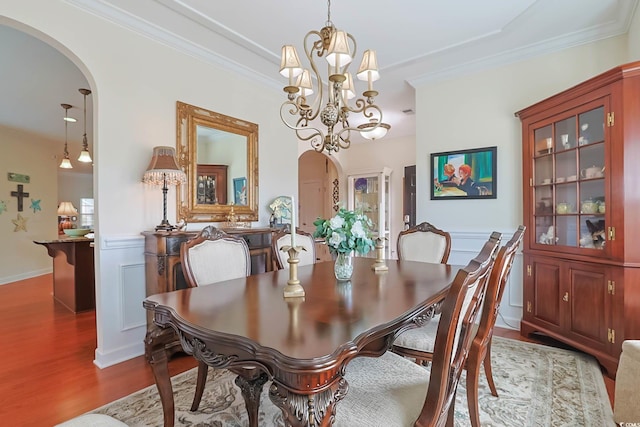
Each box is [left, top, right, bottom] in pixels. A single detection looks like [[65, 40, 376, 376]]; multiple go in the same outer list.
[[279, 0, 387, 154], [77, 88, 92, 163], [142, 146, 187, 231], [59, 104, 73, 169]]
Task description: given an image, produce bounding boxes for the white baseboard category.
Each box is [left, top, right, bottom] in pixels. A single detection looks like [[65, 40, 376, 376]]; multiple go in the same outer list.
[[0, 268, 52, 286], [94, 340, 145, 369]]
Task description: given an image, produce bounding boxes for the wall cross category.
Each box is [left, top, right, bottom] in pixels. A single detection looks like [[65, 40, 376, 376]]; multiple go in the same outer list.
[[10, 184, 29, 212]]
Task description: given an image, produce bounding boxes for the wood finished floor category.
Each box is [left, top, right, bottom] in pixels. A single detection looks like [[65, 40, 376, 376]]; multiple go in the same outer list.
[[0, 274, 615, 426]]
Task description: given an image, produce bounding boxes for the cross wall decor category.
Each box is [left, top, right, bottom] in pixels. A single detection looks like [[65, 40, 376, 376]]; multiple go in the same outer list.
[[11, 184, 29, 212]]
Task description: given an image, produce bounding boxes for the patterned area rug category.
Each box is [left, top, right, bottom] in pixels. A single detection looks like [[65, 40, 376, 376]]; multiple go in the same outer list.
[[90, 337, 614, 426]]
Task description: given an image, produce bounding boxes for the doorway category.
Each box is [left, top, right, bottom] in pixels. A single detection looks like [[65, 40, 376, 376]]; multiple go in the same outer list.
[[298, 151, 339, 262], [403, 165, 416, 229]]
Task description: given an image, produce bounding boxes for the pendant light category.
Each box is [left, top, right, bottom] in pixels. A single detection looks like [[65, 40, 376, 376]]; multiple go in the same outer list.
[[59, 103, 73, 169], [77, 88, 92, 163]]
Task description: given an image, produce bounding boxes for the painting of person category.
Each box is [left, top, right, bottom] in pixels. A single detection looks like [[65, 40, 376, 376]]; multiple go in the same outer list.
[[440, 163, 458, 186], [452, 164, 480, 196]]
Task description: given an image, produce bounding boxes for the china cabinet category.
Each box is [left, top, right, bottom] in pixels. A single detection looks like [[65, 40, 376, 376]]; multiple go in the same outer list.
[[347, 167, 392, 257], [516, 61, 640, 376]]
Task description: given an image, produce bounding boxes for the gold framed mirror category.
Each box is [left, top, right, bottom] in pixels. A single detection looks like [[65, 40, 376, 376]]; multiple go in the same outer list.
[[176, 101, 258, 223]]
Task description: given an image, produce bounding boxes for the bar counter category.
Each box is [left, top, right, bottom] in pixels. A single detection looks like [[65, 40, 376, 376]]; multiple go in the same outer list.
[[34, 236, 95, 313]]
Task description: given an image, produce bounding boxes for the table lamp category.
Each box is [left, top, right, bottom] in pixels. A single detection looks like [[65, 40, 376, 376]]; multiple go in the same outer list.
[[57, 201, 78, 233], [142, 146, 186, 231]]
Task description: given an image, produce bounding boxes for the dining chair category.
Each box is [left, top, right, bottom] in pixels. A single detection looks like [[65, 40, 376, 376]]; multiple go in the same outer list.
[[397, 222, 452, 263], [180, 226, 251, 411], [271, 225, 317, 269], [392, 226, 525, 427], [334, 231, 501, 427]]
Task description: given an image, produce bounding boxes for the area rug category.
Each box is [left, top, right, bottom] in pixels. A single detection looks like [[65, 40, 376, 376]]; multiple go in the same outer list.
[[88, 337, 614, 426]]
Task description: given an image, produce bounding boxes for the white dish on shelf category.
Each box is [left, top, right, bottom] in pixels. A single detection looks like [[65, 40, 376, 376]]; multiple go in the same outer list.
[[566, 175, 577, 181], [556, 177, 565, 183]]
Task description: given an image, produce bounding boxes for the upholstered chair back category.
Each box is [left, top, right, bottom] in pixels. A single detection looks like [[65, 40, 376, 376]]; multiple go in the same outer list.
[[181, 226, 251, 287], [397, 222, 451, 264], [272, 226, 316, 269], [415, 231, 500, 426]]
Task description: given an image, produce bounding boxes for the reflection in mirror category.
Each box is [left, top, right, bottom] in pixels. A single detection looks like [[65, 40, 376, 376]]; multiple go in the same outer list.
[[177, 101, 258, 223]]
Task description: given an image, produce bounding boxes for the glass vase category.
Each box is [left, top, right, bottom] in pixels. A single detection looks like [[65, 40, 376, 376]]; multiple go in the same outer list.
[[334, 252, 354, 281]]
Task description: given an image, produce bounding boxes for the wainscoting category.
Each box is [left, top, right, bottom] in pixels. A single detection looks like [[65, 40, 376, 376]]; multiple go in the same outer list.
[[448, 229, 523, 331]]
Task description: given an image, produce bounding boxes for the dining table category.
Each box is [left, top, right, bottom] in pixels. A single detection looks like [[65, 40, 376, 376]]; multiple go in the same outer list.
[[143, 257, 461, 427]]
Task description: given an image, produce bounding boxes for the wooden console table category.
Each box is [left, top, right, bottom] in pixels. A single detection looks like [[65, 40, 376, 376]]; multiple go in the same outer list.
[[34, 236, 95, 313], [142, 228, 273, 296]]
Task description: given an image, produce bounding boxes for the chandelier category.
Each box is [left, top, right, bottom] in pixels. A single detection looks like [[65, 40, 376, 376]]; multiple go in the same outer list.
[[279, 0, 387, 154]]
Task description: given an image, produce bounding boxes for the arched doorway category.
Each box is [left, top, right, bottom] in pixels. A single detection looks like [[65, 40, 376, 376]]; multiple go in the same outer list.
[[298, 150, 340, 262]]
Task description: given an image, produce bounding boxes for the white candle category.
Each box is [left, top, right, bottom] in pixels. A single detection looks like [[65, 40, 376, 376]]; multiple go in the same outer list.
[[290, 195, 296, 247]]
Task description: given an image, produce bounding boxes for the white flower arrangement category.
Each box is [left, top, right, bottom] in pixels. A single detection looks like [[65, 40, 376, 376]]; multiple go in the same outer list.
[[313, 208, 375, 255]]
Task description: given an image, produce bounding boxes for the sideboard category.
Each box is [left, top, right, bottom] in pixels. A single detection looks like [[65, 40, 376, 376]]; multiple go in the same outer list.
[[142, 228, 273, 296]]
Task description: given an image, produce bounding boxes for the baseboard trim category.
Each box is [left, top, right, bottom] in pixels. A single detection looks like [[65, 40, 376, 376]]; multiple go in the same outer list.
[[0, 268, 52, 286], [94, 341, 145, 369]]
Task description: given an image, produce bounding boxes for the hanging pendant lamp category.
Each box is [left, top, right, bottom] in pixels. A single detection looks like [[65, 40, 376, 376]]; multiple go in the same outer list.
[[59, 103, 73, 169], [77, 88, 92, 163]]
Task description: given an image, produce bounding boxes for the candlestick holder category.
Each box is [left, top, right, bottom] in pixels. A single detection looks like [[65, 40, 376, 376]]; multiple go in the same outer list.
[[371, 237, 388, 272], [286, 295, 305, 344], [281, 245, 306, 298]]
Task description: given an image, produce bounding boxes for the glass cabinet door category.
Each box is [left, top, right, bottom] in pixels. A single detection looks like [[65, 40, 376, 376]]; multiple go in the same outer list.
[[532, 102, 607, 251], [347, 167, 392, 257]]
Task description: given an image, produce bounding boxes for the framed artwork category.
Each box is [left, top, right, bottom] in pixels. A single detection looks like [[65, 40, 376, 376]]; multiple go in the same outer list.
[[431, 146, 497, 200], [233, 177, 247, 205]]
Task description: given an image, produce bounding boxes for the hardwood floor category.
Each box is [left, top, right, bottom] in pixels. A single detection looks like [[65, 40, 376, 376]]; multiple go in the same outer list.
[[0, 274, 614, 426]]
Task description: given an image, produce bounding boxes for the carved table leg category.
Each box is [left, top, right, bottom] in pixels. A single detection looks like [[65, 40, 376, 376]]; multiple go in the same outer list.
[[268, 378, 348, 427], [145, 329, 175, 427], [234, 371, 269, 427]]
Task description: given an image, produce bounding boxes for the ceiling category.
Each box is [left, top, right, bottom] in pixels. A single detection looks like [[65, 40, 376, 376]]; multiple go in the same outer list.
[[0, 0, 637, 168]]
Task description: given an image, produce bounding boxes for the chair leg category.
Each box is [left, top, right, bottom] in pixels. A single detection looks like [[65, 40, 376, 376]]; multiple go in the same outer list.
[[190, 361, 209, 411], [466, 354, 482, 427], [445, 397, 455, 427], [483, 340, 498, 397]]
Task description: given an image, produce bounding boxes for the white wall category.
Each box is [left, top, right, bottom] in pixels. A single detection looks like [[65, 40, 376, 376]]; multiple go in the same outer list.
[[0, 125, 58, 283], [629, 2, 640, 61], [414, 35, 626, 328], [1, 0, 296, 367]]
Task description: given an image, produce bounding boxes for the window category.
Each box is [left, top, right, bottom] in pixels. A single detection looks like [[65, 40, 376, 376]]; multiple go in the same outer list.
[[79, 198, 94, 228]]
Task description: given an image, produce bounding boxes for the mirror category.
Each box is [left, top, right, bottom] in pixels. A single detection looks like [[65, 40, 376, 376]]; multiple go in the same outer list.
[[176, 101, 258, 223]]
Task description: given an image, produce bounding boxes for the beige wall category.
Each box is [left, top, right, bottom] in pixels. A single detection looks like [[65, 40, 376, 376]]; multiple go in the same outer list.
[[415, 35, 626, 231], [0, 125, 59, 283], [629, 3, 640, 60]]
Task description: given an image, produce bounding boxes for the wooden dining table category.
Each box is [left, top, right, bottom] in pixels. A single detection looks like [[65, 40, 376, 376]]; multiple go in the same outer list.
[[143, 257, 460, 427]]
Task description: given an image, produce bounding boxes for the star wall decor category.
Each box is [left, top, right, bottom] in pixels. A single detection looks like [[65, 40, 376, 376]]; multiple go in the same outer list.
[[30, 199, 41, 213], [0, 200, 6, 214], [12, 213, 28, 232]]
